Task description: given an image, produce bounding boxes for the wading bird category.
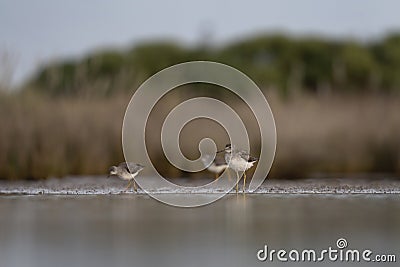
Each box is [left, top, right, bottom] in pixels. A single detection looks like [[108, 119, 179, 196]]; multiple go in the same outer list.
[[108, 162, 145, 192], [218, 144, 258, 193]]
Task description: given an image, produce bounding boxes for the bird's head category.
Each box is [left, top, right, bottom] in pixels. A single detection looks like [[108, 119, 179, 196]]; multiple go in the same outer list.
[[108, 166, 118, 178], [225, 144, 232, 152], [217, 144, 232, 154]]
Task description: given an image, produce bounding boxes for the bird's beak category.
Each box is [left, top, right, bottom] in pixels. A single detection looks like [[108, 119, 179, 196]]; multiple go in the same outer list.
[[216, 149, 224, 153]]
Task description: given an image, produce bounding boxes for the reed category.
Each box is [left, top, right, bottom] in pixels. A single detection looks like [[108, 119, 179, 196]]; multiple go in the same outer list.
[[0, 91, 399, 179]]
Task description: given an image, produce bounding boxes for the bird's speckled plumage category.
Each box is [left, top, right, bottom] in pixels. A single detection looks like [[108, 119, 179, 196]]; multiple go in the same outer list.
[[117, 162, 145, 177], [223, 144, 258, 172]]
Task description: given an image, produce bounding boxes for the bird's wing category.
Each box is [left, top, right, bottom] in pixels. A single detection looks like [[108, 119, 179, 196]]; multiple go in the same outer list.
[[248, 156, 258, 162], [238, 151, 258, 162], [118, 162, 144, 174]]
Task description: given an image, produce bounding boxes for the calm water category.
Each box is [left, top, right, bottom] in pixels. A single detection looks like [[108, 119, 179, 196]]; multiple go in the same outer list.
[[0, 194, 399, 267]]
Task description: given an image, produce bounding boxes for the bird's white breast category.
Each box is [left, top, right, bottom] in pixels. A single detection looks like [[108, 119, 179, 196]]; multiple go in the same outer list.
[[228, 156, 254, 172]]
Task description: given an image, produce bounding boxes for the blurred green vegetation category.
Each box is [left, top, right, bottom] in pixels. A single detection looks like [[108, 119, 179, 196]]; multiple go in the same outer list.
[[27, 33, 400, 97]]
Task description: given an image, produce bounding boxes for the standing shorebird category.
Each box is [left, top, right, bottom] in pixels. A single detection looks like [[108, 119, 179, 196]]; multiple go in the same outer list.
[[201, 154, 228, 179], [218, 144, 258, 193], [108, 162, 145, 192]]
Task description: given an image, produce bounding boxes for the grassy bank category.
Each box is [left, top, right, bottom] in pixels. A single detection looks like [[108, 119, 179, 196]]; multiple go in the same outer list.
[[0, 91, 399, 180]]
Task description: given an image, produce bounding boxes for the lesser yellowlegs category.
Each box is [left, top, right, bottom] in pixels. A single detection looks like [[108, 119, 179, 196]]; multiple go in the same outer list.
[[218, 144, 258, 193], [108, 162, 145, 192]]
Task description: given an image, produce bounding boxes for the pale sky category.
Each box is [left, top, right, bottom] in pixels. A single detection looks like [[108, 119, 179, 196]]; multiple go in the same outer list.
[[1, 0, 400, 86]]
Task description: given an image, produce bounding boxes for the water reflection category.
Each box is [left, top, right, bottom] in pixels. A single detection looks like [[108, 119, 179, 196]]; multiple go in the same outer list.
[[0, 195, 399, 267]]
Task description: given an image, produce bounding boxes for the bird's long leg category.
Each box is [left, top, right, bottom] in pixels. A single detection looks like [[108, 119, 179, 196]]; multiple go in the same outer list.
[[236, 171, 239, 193], [133, 179, 137, 192], [125, 180, 132, 191], [243, 172, 247, 194]]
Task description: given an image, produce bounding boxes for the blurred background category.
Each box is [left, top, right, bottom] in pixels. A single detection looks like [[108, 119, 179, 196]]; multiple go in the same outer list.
[[1, 0, 400, 180]]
